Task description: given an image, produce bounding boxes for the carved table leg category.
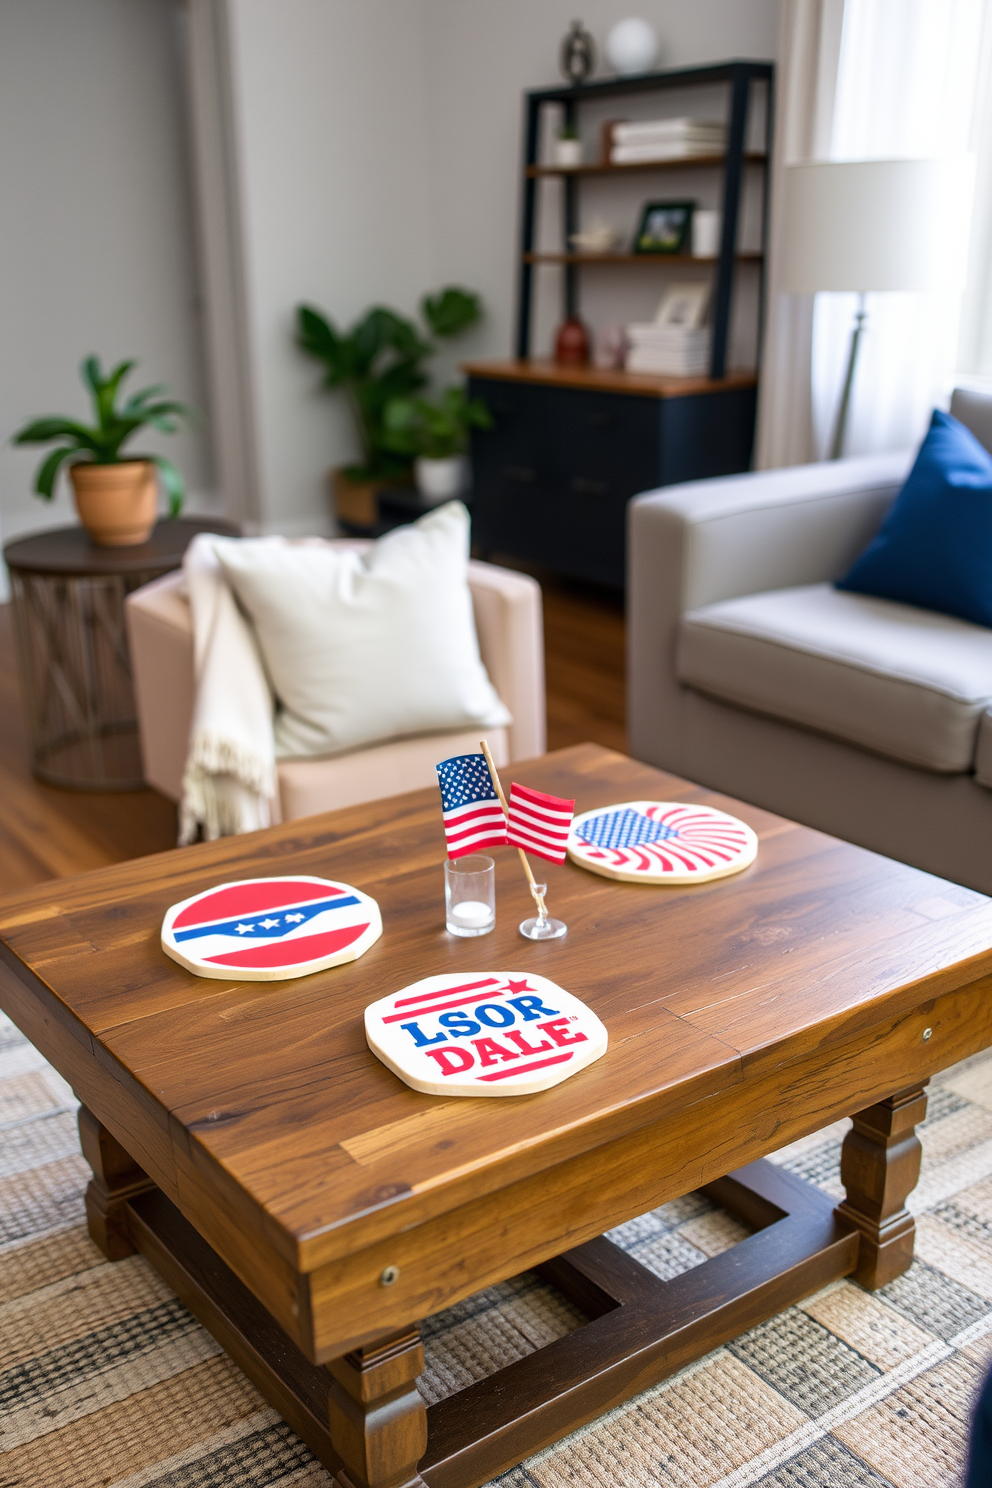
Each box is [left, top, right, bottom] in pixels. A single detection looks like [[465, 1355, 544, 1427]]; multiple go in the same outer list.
[[327, 1327, 428, 1488], [835, 1084, 928, 1289], [78, 1105, 154, 1261]]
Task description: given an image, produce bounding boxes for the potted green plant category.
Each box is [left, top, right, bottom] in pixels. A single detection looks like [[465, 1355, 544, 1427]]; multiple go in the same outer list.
[[296, 288, 482, 525], [554, 124, 583, 168], [383, 385, 492, 502], [12, 357, 194, 546]]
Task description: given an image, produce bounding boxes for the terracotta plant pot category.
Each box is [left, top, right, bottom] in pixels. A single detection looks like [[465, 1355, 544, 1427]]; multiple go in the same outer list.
[[69, 461, 158, 546], [331, 468, 381, 528]]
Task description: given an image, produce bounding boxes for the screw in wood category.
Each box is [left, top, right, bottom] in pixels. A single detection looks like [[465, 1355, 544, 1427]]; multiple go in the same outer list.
[[922, 1027, 933, 1041], [380, 1265, 400, 1286]]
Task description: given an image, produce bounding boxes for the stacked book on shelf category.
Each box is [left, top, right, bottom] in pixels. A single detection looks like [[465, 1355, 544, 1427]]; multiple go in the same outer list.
[[609, 117, 726, 164], [625, 324, 711, 376]]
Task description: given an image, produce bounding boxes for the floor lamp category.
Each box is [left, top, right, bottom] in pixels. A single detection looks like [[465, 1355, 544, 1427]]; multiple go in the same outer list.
[[778, 159, 952, 459]]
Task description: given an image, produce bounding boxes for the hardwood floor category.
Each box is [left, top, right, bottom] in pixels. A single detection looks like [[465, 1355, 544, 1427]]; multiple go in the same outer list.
[[0, 578, 626, 894], [541, 575, 627, 756], [0, 603, 178, 893]]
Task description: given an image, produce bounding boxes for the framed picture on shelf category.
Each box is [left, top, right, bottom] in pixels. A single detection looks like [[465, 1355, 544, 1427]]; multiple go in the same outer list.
[[632, 200, 695, 255], [654, 281, 711, 328]]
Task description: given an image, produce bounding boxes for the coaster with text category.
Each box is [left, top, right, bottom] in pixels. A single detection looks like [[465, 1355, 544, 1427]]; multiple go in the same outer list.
[[568, 800, 757, 884], [365, 972, 607, 1096], [162, 875, 382, 981]]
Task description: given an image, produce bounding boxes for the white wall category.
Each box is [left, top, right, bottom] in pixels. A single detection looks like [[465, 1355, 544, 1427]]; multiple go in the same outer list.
[[191, 0, 779, 535], [0, 0, 215, 558], [193, 0, 436, 534]]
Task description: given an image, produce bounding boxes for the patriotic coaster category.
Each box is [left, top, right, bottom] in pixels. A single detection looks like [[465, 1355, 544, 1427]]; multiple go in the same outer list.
[[161, 876, 382, 981], [365, 972, 607, 1097], [568, 801, 757, 884]]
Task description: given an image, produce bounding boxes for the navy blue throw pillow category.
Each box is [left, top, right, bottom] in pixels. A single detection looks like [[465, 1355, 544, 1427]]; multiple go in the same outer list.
[[836, 408, 992, 627]]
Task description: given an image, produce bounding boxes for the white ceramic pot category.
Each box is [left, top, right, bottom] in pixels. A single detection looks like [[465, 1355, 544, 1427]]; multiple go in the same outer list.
[[554, 138, 583, 168], [692, 210, 722, 258], [415, 455, 466, 503]]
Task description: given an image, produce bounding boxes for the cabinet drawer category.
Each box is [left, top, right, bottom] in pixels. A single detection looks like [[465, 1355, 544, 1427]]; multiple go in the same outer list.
[[471, 474, 562, 571], [469, 378, 551, 475], [469, 378, 665, 588], [552, 391, 660, 494]]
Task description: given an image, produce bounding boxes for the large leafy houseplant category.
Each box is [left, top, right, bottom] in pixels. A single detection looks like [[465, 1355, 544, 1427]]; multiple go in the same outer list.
[[13, 356, 193, 516], [295, 288, 482, 484], [382, 386, 492, 460]]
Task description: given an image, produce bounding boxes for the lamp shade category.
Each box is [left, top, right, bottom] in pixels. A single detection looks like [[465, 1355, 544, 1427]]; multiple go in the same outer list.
[[779, 157, 973, 294]]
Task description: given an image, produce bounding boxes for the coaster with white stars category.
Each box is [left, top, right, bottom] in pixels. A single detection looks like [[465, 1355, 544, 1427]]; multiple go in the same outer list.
[[365, 972, 608, 1096], [161, 875, 382, 981]]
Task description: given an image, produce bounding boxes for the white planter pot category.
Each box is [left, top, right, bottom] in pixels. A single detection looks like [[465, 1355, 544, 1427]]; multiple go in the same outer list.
[[554, 138, 583, 168], [415, 455, 466, 503]]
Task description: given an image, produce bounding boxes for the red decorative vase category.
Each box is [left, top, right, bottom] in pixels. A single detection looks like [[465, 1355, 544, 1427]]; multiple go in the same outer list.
[[554, 315, 591, 365]]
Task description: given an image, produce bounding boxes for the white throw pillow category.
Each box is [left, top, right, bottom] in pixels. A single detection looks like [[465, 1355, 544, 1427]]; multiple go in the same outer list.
[[214, 502, 511, 759]]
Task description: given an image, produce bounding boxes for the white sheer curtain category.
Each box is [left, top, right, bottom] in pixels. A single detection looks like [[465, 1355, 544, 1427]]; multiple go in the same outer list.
[[755, 0, 845, 468], [757, 0, 992, 467], [813, 0, 989, 457]]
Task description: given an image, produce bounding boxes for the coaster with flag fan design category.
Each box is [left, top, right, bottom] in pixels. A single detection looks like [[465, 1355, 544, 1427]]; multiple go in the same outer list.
[[365, 971, 607, 1096], [161, 875, 382, 980], [568, 801, 757, 884]]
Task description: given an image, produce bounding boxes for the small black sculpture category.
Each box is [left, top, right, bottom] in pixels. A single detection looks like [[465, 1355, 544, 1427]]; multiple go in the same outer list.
[[560, 20, 596, 85]]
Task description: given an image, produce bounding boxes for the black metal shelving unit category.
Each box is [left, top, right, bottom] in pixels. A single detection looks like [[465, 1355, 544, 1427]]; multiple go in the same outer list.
[[466, 59, 775, 589], [516, 59, 775, 380]]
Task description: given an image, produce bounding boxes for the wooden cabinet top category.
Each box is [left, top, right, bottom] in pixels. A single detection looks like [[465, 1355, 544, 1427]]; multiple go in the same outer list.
[[463, 359, 759, 400]]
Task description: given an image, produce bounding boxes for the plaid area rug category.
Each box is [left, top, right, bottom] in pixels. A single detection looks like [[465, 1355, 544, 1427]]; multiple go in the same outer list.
[[2, 1005, 991, 1488]]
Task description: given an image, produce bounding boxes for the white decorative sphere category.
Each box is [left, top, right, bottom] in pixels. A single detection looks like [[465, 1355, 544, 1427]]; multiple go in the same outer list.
[[605, 17, 660, 76]]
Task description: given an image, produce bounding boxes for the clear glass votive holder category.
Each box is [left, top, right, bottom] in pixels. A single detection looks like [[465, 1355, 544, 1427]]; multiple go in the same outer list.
[[444, 855, 496, 937]]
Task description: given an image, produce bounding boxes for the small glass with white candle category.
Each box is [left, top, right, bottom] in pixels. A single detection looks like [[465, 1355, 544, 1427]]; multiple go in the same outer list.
[[444, 855, 496, 937]]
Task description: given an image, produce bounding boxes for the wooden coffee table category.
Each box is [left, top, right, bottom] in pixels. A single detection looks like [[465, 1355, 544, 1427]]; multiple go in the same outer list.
[[3, 744, 992, 1488]]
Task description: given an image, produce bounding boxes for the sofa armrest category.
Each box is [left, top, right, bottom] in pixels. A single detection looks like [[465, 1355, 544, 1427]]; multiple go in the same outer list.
[[125, 570, 192, 801], [627, 449, 913, 774], [632, 449, 912, 614]]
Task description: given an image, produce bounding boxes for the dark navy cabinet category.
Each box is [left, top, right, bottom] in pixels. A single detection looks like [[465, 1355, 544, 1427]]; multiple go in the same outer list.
[[467, 368, 757, 588]]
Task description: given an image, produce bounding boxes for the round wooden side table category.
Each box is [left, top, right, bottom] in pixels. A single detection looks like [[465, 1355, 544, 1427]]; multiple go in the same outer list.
[[4, 518, 238, 791]]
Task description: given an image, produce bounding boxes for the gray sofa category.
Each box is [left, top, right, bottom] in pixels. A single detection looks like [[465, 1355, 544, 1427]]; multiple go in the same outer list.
[[628, 388, 992, 894]]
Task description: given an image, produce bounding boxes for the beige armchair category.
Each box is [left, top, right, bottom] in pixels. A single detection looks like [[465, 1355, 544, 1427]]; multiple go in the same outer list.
[[125, 547, 545, 823]]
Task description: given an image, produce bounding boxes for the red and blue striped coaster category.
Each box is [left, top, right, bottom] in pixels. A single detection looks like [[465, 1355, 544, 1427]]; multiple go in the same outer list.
[[161, 875, 382, 981]]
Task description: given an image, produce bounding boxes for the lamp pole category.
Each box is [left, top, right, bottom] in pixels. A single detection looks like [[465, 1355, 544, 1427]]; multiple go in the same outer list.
[[830, 292, 867, 459]]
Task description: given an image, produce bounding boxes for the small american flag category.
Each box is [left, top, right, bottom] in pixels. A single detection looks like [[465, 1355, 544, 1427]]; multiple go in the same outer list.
[[507, 782, 575, 864], [436, 752, 508, 858]]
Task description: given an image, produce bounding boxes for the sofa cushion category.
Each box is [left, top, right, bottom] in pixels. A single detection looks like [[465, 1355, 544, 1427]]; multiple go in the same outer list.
[[837, 409, 992, 627], [677, 582, 992, 773], [215, 502, 511, 760]]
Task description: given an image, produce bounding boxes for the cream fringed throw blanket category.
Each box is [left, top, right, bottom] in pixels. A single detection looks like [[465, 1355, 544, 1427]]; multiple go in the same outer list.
[[179, 533, 278, 843]]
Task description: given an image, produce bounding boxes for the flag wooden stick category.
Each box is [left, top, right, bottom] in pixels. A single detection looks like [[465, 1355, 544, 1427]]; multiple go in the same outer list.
[[479, 738, 548, 916]]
